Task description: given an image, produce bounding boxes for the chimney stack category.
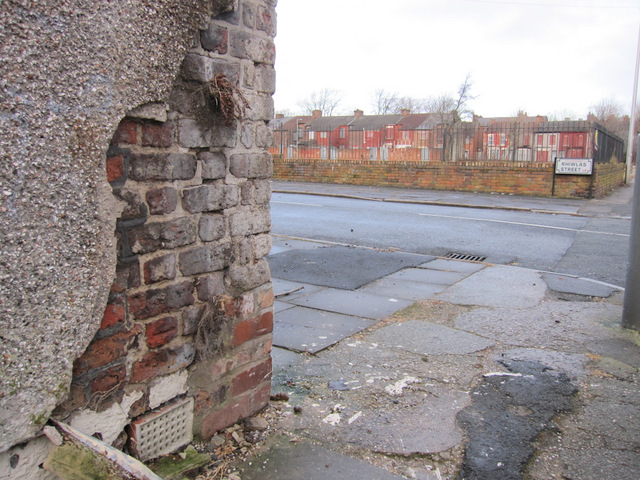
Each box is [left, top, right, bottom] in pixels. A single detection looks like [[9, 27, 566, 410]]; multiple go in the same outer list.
[[275, 113, 284, 119], [354, 109, 364, 118], [312, 109, 322, 118], [401, 108, 410, 117]]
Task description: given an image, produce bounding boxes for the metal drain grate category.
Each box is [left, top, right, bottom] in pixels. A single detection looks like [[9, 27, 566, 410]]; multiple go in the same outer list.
[[445, 252, 487, 263], [128, 397, 194, 461]]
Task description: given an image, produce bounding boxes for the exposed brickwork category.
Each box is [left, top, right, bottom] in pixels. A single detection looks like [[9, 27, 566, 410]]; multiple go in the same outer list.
[[273, 156, 626, 199], [58, 1, 275, 452]]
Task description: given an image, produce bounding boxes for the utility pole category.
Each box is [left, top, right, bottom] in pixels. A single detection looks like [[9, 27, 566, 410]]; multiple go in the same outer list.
[[622, 24, 640, 330]]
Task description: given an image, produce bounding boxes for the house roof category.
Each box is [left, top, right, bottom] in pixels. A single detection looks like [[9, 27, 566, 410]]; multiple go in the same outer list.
[[269, 115, 312, 130], [306, 115, 356, 131], [349, 114, 404, 130]]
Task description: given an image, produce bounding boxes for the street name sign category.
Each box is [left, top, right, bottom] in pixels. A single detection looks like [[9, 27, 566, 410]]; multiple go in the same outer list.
[[555, 158, 593, 175]]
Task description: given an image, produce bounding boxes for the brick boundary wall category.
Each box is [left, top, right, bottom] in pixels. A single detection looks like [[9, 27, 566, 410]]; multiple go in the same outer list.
[[273, 156, 626, 199]]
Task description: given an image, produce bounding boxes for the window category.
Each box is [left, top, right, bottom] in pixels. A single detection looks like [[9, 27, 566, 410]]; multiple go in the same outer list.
[[500, 134, 507, 147], [537, 134, 544, 146], [309, 131, 315, 140], [320, 132, 327, 139], [340, 128, 346, 139], [487, 133, 494, 146]]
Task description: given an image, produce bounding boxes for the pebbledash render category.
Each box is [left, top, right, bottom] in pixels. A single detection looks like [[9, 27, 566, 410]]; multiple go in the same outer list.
[[0, 0, 276, 477]]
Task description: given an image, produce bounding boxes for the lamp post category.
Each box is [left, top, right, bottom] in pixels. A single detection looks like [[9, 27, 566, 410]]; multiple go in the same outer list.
[[622, 23, 640, 330]]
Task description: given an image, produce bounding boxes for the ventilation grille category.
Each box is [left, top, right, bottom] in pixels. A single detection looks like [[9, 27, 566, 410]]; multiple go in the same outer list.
[[128, 397, 194, 461], [445, 252, 487, 263]]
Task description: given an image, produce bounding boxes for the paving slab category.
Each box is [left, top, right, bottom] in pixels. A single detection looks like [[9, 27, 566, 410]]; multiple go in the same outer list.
[[542, 272, 619, 297], [274, 307, 374, 353], [437, 265, 547, 308], [289, 288, 412, 319], [455, 301, 623, 351], [274, 300, 295, 314], [368, 321, 495, 355], [268, 246, 432, 289], [272, 278, 325, 301], [419, 258, 486, 274], [271, 346, 305, 371], [236, 436, 407, 480], [358, 277, 445, 301], [273, 321, 346, 354], [386, 267, 468, 285]]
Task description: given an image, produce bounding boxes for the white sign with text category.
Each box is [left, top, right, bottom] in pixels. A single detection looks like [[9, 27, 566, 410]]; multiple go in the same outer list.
[[555, 158, 593, 175]]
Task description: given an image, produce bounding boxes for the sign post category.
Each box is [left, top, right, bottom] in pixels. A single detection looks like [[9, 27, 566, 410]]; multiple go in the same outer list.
[[552, 158, 593, 197]]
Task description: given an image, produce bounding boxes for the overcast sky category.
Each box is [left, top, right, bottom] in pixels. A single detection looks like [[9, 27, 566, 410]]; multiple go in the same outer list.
[[273, 0, 640, 119]]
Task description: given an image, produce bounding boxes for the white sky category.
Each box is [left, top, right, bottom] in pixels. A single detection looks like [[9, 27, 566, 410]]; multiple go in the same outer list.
[[273, 0, 640, 119]]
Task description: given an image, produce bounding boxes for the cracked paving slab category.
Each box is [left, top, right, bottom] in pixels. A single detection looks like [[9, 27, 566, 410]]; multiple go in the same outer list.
[[437, 265, 547, 309]]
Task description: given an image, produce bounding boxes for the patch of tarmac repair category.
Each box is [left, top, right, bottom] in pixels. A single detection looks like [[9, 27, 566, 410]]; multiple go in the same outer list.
[[456, 359, 578, 480]]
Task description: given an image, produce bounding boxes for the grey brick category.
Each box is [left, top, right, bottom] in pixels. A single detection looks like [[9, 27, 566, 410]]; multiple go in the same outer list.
[[201, 24, 228, 53], [230, 207, 271, 236], [229, 30, 275, 65], [241, 122, 255, 148], [196, 272, 225, 301], [256, 5, 276, 36], [254, 179, 271, 204], [242, 1, 255, 28], [200, 151, 227, 180], [226, 259, 271, 296], [182, 184, 239, 213], [129, 153, 197, 181], [182, 304, 206, 336], [255, 65, 276, 94], [129, 218, 197, 254], [251, 233, 272, 260], [179, 242, 233, 276], [256, 123, 273, 148], [143, 253, 177, 284], [146, 187, 178, 215], [199, 214, 226, 242], [229, 152, 272, 179], [246, 93, 274, 121], [179, 117, 237, 149]]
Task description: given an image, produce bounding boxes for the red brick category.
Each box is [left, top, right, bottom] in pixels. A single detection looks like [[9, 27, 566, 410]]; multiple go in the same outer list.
[[128, 281, 194, 320], [130, 343, 195, 383], [201, 393, 252, 439], [256, 311, 273, 336], [141, 120, 174, 148], [146, 316, 179, 348], [106, 155, 125, 183], [100, 297, 126, 330], [143, 254, 177, 285], [251, 381, 271, 411], [232, 319, 254, 347], [231, 358, 272, 397], [90, 364, 126, 394], [111, 119, 137, 145], [258, 287, 274, 310], [223, 294, 255, 319], [73, 326, 143, 376]]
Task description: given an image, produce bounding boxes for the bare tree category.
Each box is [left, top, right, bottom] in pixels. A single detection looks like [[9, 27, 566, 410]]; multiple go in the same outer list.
[[371, 89, 400, 114], [424, 74, 475, 160], [298, 88, 343, 116], [590, 98, 623, 123]]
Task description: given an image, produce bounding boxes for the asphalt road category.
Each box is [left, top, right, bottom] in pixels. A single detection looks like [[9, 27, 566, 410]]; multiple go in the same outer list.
[[271, 192, 631, 287]]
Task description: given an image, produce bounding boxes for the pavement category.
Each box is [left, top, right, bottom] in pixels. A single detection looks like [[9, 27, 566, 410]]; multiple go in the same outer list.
[[231, 182, 640, 480]]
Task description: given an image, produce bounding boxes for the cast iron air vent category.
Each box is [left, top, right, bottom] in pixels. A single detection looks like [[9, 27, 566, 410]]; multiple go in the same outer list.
[[444, 252, 487, 263]]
